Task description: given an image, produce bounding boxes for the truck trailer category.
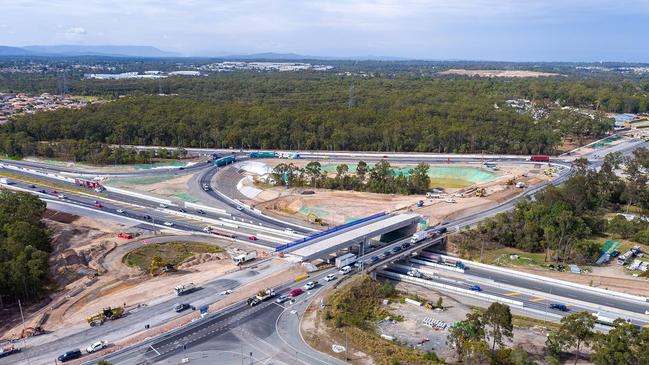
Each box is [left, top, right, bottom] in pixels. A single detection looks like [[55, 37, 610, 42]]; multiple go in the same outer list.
[[174, 283, 198, 296], [335, 253, 358, 268]]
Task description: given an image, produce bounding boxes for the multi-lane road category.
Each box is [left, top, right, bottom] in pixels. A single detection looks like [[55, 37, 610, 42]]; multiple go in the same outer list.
[[1, 132, 648, 364]]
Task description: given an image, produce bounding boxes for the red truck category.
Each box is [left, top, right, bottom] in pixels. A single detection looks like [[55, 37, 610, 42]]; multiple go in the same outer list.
[[117, 232, 133, 239], [530, 155, 550, 162]]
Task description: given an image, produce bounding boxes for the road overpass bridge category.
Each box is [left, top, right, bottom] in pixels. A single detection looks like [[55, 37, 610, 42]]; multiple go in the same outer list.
[[280, 213, 422, 261]]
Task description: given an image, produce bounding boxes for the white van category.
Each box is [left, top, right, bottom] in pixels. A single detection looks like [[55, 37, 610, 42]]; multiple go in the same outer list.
[[339, 266, 352, 275]]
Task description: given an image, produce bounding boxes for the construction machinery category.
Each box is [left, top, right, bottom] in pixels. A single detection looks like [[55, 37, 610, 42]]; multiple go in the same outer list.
[[475, 188, 487, 197], [86, 307, 125, 327]]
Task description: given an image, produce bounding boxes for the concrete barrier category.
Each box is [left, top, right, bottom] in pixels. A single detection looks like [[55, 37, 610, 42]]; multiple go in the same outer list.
[[410, 258, 465, 273], [104, 186, 173, 206], [378, 270, 524, 307], [184, 201, 229, 216]]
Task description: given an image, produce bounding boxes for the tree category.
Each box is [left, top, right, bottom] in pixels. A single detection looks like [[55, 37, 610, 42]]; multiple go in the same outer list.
[[304, 161, 322, 188], [149, 256, 167, 275], [546, 311, 595, 365], [408, 162, 430, 194], [592, 320, 644, 365], [356, 160, 368, 181], [447, 311, 485, 361], [482, 302, 514, 354]]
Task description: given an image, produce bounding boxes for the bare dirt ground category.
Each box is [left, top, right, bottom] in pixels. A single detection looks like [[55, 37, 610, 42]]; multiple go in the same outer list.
[[105, 171, 197, 201], [251, 163, 552, 227], [438, 69, 561, 78], [0, 210, 253, 341]]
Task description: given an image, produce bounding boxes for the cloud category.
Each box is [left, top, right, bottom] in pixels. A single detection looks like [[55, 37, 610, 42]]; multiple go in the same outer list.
[[62, 26, 87, 40]]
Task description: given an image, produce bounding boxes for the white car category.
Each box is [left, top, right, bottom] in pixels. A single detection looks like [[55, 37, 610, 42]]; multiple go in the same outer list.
[[339, 266, 352, 275], [284, 228, 294, 233], [159, 203, 168, 208], [304, 281, 317, 290], [163, 221, 174, 226], [116, 209, 125, 214], [325, 274, 336, 282], [219, 289, 233, 295], [236, 205, 244, 211], [86, 340, 108, 353]]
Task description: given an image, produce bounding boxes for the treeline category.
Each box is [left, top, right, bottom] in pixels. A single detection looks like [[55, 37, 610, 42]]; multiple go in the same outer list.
[[0, 90, 611, 158], [450, 304, 649, 364], [0, 191, 50, 303], [0, 135, 188, 165], [271, 160, 431, 195], [455, 148, 649, 264]]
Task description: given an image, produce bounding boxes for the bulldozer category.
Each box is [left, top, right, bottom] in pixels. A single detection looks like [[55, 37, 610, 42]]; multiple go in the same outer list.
[[475, 188, 487, 197], [86, 307, 125, 327]]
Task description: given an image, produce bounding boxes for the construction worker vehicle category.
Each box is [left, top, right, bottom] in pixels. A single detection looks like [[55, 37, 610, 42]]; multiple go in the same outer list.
[[247, 288, 276, 306], [86, 307, 125, 327]]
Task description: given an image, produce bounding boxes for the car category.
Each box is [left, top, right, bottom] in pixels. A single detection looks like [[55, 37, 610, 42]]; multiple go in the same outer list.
[[179, 208, 187, 213], [248, 235, 258, 241], [39, 189, 47, 194], [57, 349, 82, 362], [219, 289, 233, 295], [339, 266, 352, 275], [143, 215, 152, 220], [401, 242, 411, 249], [94, 202, 102, 208], [284, 228, 294, 233], [57, 193, 67, 199], [392, 246, 402, 253], [369, 256, 380, 263], [85, 340, 108, 354], [163, 221, 174, 226], [159, 203, 168, 208], [325, 273, 336, 282], [469, 285, 482, 292], [29, 184, 36, 188], [236, 205, 244, 211], [304, 281, 318, 290], [276, 294, 290, 304], [116, 209, 125, 214], [289, 288, 303, 298], [381, 251, 391, 258], [549, 303, 569, 312], [196, 209, 206, 214], [174, 303, 190, 312]]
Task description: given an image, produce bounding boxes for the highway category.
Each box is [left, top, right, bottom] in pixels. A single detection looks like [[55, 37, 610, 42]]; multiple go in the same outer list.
[[1, 133, 647, 364]]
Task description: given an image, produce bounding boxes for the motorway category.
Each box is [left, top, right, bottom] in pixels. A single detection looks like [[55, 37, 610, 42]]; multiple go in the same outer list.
[[1, 133, 648, 364]]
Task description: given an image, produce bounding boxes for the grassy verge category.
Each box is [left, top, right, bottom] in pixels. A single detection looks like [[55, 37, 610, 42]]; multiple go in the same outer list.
[[0, 170, 102, 198], [471, 306, 560, 330], [123, 242, 223, 272]]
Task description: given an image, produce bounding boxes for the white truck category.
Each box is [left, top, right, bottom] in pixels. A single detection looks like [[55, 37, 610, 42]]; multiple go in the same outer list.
[[335, 253, 358, 268], [411, 231, 433, 244], [247, 288, 276, 306], [174, 283, 198, 296], [233, 251, 257, 265]]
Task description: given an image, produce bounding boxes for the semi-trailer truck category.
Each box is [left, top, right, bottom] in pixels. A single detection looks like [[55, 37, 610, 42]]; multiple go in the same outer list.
[[335, 253, 358, 268], [410, 227, 448, 244]]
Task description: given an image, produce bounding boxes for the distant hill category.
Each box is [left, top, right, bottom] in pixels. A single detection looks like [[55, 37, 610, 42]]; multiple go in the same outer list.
[[23, 45, 179, 57], [0, 46, 35, 56]]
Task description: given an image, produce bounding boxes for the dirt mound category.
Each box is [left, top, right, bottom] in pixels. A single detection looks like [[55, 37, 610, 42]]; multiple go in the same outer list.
[[178, 252, 228, 270]]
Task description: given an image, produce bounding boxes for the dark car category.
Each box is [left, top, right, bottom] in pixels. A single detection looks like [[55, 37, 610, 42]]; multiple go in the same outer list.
[[469, 285, 482, 292], [370, 256, 380, 263], [143, 215, 152, 220], [29, 184, 36, 188], [196, 209, 206, 214], [549, 303, 569, 312], [57, 349, 82, 362], [174, 303, 190, 312], [392, 246, 402, 253], [179, 208, 187, 213], [401, 242, 411, 249]]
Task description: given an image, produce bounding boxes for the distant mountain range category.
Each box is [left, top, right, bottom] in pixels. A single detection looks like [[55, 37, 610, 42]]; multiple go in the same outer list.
[[0, 45, 405, 61], [0, 45, 179, 58]]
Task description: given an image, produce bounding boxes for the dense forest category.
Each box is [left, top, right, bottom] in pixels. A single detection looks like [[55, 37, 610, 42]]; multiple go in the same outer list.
[[1, 74, 629, 159], [0, 191, 51, 304], [455, 148, 649, 264]]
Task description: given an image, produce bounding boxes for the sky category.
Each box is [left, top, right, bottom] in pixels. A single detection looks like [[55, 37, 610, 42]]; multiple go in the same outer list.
[[1, 0, 649, 62]]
